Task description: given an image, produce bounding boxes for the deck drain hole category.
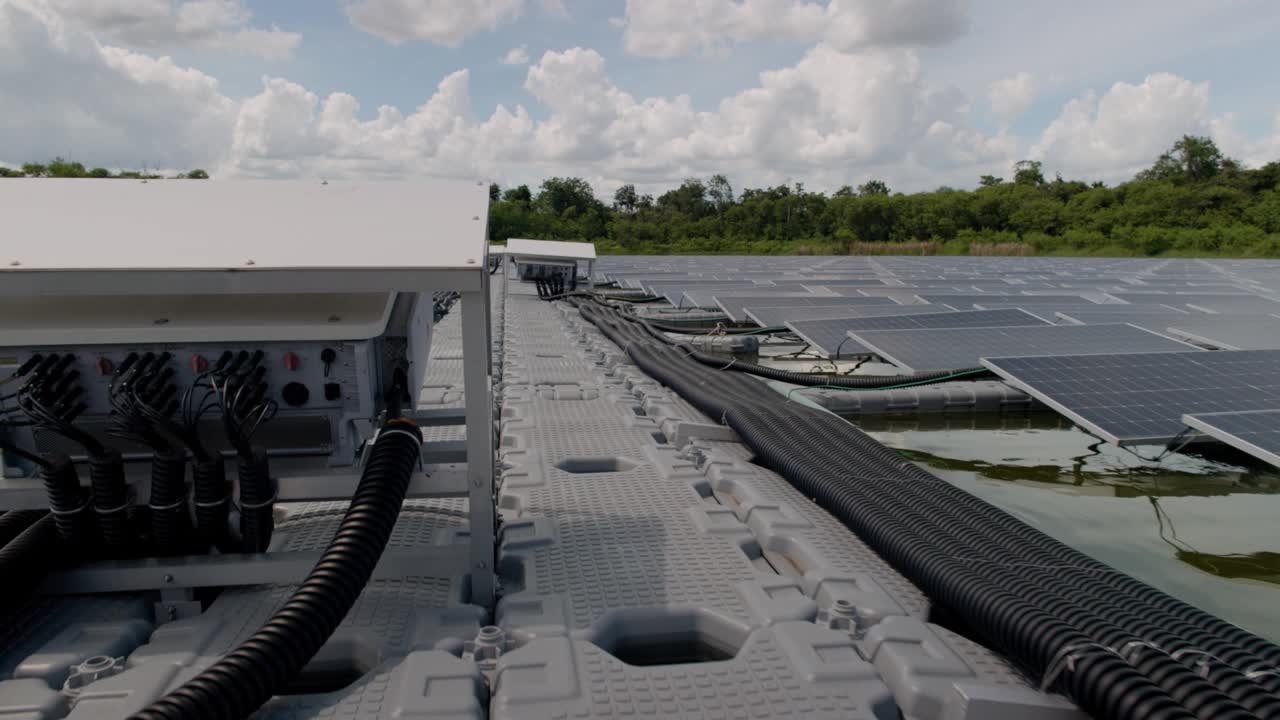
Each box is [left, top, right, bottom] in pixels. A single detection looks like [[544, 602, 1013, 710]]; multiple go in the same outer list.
[[590, 610, 746, 667], [554, 456, 640, 474]]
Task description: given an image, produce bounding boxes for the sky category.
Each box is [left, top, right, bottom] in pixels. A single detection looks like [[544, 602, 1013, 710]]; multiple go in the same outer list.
[[2, 0, 1279, 196]]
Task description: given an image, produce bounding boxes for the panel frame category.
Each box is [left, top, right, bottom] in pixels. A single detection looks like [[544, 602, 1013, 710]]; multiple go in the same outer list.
[[1183, 410, 1280, 467]]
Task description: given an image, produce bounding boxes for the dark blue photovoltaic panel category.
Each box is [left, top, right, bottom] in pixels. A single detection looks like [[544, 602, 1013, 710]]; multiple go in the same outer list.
[[717, 295, 901, 321], [785, 308, 1048, 356], [745, 304, 952, 328], [919, 294, 1100, 306], [1163, 316, 1280, 350], [852, 323, 1198, 374], [983, 350, 1280, 445]]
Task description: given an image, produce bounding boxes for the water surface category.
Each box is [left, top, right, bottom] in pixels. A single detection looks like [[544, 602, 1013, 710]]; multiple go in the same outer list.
[[853, 412, 1280, 643]]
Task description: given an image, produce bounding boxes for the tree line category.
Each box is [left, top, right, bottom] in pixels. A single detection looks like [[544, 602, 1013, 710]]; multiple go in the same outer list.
[[488, 136, 1280, 257], [0, 158, 208, 180], [8, 137, 1280, 257]]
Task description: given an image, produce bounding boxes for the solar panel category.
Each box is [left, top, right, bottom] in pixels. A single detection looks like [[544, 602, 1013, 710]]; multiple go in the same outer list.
[[1055, 310, 1198, 332], [982, 350, 1280, 445], [682, 290, 819, 309], [785, 309, 1050, 357], [1183, 410, 1280, 467], [1184, 296, 1280, 315], [919, 294, 1100, 306], [1165, 315, 1280, 350], [718, 295, 904, 322], [745, 304, 955, 328], [851, 323, 1199, 373]]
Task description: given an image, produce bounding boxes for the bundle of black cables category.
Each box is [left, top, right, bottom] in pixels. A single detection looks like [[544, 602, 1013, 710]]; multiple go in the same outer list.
[[13, 353, 135, 553], [129, 417, 423, 720], [107, 352, 193, 555], [570, 296, 1280, 720], [214, 351, 278, 553]]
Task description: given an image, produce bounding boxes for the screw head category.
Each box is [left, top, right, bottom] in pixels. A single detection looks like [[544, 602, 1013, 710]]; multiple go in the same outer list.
[[163, 574, 174, 583], [244, 259, 256, 266], [8, 260, 18, 267]]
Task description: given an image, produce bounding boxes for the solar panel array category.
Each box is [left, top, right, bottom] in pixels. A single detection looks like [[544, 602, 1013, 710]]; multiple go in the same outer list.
[[1183, 410, 1280, 467], [851, 323, 1199, 373], [982, 350, 1280, 445], [593, 256, 1280, 456]]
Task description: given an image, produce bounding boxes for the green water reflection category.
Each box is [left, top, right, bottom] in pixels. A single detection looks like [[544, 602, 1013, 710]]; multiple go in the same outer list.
[[852, 411, 1280, 643]]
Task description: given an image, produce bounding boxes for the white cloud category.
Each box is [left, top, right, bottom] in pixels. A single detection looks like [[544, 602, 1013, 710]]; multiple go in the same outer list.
[[620, 0, 969, 58], [0, 0, 236, 169], [500, 44, 529, 65], [1213, 111, 1280, 169], [1030, 73, 1213, 181], [344, 0, 525, 46], [45, 0, 300, 59], [988, 71, 1035, 123], [0, 0, 1015, 191], [11, 0, 1275, 196]]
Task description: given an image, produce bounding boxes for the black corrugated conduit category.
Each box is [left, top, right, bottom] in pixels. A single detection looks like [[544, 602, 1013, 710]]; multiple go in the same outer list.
[[0, 513, 60, 608], [237, 447, 274, 553], [40, 452, 94, 549], [569, 296, 1280, 720], [89, 449, 131, 552], [0, 509, 47, 547], [192, 457, 234, 554], [129, 418, 423, 720], [148, 450, 190, 554]]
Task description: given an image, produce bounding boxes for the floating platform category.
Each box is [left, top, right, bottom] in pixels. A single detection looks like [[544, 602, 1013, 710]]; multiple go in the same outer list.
[[0, 269, 1085, 720]]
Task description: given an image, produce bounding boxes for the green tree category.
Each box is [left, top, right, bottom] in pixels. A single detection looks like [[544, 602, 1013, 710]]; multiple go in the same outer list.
[[1137, 135, 1235, 183], [186, 169, 209, 179], [21, 163, 47, 177], [707, 174, 734, 209], [1013, 160, 1045, 187], [88, 167, 112, 178], [858, 179, 890, 196], [978, 175, 1003, 187], [537, 177, 598, 217], [613, 184, 640, 214], [488, 182, 500, 201], [502, 185, 532, 204]]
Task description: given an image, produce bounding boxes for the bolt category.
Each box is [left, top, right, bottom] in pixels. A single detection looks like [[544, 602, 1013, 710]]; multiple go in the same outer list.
[[163, 574, 174, 583], [154, 318, 170, 325], [472, 215, 480, 221], [477, 561, 487, 569], [166, 605, 177, 620], [8, 260, 19, 266], [466, 258, 476, 264], [328, 314, 341, 322]]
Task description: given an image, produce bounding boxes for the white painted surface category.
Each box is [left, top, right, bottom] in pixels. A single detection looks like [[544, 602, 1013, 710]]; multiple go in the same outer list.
[[506, 238, 597, 261], [0, 179, 489, 271]]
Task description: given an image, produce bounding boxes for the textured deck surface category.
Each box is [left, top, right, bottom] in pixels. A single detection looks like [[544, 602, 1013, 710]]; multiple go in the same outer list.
[[0, 272, 1083, 720]]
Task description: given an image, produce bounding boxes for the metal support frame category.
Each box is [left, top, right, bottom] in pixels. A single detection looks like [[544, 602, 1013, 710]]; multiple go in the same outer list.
[[460, 288, 497, 605]]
